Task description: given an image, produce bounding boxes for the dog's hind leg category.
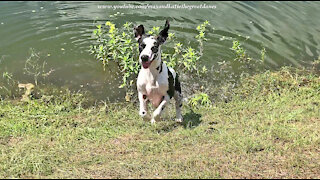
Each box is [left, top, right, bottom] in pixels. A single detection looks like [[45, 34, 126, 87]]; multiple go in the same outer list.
[[174, 91, 183, 122], [174, 74, 183, 122], [151, 95, 170, 124]]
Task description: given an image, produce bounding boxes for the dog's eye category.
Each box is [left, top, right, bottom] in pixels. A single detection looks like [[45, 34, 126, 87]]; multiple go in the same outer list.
[[151, 46, 158, 52], [139, 44, 146, 52]]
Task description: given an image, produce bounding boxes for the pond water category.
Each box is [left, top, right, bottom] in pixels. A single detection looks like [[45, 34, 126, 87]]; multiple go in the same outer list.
[[0, 1, 319, 101]]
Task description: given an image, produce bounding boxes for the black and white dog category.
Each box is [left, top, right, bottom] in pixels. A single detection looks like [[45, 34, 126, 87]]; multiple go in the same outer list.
[[134, 20, 183, 124]]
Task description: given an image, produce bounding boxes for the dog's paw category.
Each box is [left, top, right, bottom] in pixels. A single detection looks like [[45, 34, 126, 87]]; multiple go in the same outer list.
[[153, 114, 161, 122], [175, 117, 183, 123], [139, 110, 147, 118], [140, 111, 151, 121], [150, 118, 156, 124]]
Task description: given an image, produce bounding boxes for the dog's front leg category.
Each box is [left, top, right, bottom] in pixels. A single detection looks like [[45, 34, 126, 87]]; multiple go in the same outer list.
[[151, 95, 170, 124], [138, 92, 149, 120]]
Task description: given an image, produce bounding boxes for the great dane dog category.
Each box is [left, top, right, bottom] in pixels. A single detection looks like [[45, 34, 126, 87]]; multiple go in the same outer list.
[[134, 20, 183, 124]]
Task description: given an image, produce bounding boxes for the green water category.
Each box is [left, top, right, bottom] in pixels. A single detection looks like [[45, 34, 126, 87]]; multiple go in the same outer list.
[[0, 1, 319, 100]]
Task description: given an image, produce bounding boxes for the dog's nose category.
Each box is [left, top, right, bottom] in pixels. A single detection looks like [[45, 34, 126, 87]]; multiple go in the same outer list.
[[141, 55, 149, 62]]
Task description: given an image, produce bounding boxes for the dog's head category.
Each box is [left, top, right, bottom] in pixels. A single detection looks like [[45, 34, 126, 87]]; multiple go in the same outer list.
[[134, 20, 170, 69]]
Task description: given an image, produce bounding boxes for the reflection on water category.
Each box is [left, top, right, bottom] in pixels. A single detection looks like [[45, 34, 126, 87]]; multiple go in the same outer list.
[[0, 1, 320, 101]]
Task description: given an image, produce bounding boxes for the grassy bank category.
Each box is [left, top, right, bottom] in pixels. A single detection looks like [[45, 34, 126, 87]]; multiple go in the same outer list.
[[0, 67, 319, 178]]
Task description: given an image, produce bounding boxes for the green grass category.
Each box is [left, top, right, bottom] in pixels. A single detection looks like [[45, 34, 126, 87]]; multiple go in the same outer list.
[[0, 67, 319, 178]]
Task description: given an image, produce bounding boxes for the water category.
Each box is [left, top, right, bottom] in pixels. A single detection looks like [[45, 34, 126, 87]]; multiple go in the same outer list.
[[1, 1, 319, 101]]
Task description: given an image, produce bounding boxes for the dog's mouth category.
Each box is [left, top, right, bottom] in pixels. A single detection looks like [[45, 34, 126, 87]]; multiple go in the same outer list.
[[141, 54, 156, 69], [142, 61, 152, 69]]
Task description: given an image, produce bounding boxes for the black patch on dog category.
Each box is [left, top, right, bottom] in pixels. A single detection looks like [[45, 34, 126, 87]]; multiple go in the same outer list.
[[167, 67, 175, 99], [151, 41, 159, 53], [153, 52, 158, 60], [139, 43, 146, 53], [160, 96, 165, 111], [134, 25, 145, 40], [157, 20, 170, 44], [156, 61, 163, 73], [175, 74, 181, 94]]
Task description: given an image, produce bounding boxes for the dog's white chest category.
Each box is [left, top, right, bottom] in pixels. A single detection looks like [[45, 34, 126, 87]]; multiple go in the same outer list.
[[145, 80, 167, 107], [137, 69, 168, 107], [145, 82, 157, 95]]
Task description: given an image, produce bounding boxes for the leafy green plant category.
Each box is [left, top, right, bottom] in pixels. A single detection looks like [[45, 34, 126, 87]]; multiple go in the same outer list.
[[188, 92, 212, 108], [195, 20, 209, 55], [90, 21, 139, 90], [231, 40, 267, 64], [164, 20, 209, 75], [231, 40, 251, 62], [260, 47, 266, 63]]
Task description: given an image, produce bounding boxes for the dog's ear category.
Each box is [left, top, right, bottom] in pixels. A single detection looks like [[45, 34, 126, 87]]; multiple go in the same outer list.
[[157, 20, 170, 44], [134, 25, 145, 41]]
